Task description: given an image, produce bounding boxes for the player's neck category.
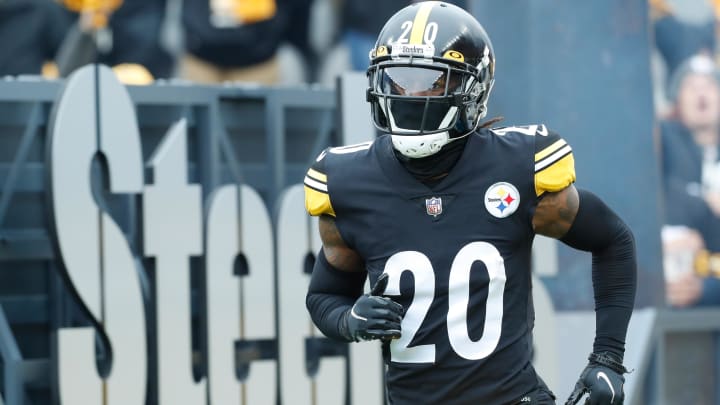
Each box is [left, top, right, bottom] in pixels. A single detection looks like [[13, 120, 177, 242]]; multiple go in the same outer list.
[[394, 135, 469, 187]]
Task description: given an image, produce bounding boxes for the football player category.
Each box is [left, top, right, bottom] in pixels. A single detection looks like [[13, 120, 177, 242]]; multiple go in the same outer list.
[[304, 2, 636, 404]]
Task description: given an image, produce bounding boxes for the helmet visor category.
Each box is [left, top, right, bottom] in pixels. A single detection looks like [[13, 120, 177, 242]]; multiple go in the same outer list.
[[369, 64, 475, 134], [379, 66, 463, 97]]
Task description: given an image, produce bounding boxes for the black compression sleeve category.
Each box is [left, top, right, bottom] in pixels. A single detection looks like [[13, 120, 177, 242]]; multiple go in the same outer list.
[[560, 189, 637, 359], [305, 249, 367, 341]]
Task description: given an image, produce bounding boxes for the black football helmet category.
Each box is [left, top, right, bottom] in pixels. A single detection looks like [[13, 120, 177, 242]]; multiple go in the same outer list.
[[367, 1, 495, 158]]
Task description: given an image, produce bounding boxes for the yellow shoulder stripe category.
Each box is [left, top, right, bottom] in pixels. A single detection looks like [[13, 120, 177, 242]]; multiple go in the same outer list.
[[307, 168, 327, 183], [304, 186, 335, 217], [535, 154, 576, 196], [535, 139, 567, 162]]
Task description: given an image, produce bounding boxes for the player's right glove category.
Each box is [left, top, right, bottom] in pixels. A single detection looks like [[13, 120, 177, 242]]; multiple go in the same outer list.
[[339, 273, 404, 342], [565, 352, 629, 405]]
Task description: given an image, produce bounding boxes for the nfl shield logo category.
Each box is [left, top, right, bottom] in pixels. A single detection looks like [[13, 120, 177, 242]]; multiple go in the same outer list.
[[425, 197, 443, 216]]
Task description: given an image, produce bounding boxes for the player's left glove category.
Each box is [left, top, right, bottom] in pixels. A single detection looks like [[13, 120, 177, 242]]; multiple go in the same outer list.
[[565, 352, 628, 405]]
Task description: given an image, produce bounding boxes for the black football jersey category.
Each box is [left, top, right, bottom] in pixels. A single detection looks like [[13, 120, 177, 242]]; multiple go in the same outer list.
[[303, 125, 575, 404]]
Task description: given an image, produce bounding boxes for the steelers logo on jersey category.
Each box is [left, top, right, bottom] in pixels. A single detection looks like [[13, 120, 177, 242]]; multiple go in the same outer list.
[[484, 182, 520, 218]]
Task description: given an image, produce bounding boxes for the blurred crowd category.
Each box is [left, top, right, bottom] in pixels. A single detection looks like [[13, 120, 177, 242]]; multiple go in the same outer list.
[[1, 0, 720, 308], [0, 0, 466, 85], [652, 0, 720, 308]]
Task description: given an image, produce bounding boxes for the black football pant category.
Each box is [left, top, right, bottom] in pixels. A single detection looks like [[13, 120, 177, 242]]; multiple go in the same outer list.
[[384, 376, 556, 404], [509, 377, 556, 405]]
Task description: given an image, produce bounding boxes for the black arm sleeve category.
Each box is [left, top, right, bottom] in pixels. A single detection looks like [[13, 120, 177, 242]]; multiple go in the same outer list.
[[305, 249, 367, 341], [560, 189, 637, 359]]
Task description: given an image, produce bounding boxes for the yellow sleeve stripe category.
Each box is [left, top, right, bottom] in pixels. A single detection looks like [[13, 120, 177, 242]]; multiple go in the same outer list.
[[304, 176, 327, 192], [409, 2, 435, 45], [534, 139, 568, 162], [307, 168, 327, 183], [535, 154, 576, 196], [535, 144, 572, 172], [304, 186, 335, 217]]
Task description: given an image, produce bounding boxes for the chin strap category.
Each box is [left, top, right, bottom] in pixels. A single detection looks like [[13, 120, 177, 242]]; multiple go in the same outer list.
[[478, 116, 505, 129], [390, 132, 450, 158]]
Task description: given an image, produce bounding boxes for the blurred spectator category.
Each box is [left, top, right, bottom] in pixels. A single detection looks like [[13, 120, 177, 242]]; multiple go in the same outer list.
[[283, 0, 313, 68], [55, 0, 174, 82], [340, 0, 467, 72], [662, 225, 707, 307], [660, 54, 720, 307], [654, 3, 715, 77], [339, 0, 410, 72], [180, 0, 292, 84], [101, 0, 174, 79], [0, 0, 73, 76], [649, 0, 717, 116], [317, 0, 467, 86]]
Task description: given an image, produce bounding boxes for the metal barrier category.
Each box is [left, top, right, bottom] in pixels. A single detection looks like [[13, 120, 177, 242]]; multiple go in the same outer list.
[[0, 305, 24, 405], [0, 69, 341, 405]]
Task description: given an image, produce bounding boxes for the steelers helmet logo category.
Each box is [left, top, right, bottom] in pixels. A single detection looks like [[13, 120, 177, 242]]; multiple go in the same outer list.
[[372, 46, 389, 59], [484, 182, 520, 218], [442, 50, 465, 62]]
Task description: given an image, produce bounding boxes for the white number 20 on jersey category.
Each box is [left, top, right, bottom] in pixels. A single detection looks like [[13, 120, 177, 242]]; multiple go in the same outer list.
[[382, 242, 507, 363]]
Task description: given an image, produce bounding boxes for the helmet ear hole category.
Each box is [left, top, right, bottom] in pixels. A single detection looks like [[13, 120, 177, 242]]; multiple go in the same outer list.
[[466, 104, 479, 123], [462, 82, 483, 127], [468, 82, 482, 101]]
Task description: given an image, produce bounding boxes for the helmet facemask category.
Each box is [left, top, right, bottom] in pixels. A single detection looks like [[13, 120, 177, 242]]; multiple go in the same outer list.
[[367, 57, 493, 158]]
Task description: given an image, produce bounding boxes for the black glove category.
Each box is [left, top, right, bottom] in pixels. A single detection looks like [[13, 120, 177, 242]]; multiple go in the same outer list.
[[565, 352, 628, 405], [339, 273, 404, 342]]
